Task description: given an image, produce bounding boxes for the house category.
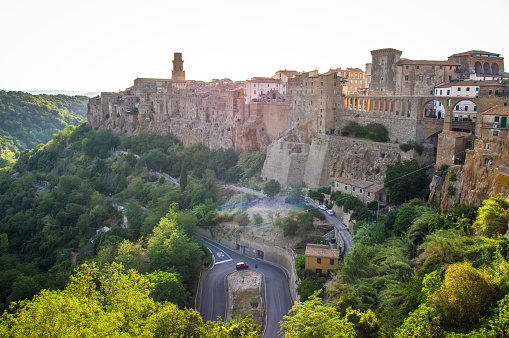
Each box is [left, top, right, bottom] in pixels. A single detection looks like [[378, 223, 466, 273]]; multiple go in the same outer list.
[[480, 105, 509, 139], [304, 244, 340, 277], [331, 177, 386, 204]]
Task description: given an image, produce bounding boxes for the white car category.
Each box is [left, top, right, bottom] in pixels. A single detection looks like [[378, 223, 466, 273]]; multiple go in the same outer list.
[[326, 209, 335, 215], [318, 205, 327, 210]]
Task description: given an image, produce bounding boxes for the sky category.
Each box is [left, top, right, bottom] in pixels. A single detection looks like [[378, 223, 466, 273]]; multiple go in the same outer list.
[[1, 0, 508, 93]]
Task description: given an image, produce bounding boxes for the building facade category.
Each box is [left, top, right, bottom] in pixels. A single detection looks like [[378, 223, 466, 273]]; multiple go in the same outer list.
[[304, 244, 340, 276]]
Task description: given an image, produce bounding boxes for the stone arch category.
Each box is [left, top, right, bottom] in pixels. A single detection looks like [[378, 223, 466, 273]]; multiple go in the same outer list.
[[484, 62, 491, 74], [475, 62, 482, 73], [452, 100, 477, 122], [492, 63, 499, 75], [422, 98, 436, 118]]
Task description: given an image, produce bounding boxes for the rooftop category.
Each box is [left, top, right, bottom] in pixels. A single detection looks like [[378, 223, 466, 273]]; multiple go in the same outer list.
[[305, 244, 340, 259], [449, 50, 501, 58], [397, 59, 460, 66], [333, 177, 384, 192], [482, 105, 509, 116]]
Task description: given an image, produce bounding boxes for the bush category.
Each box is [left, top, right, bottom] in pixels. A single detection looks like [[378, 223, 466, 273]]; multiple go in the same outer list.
[[309, 209, 326, 220], [447, 185, 456, 196], [234, 212, 250, 226], [318, 187, 331, 194], [399, 143, 412, 152], [253, 213, 263, 225], [449, 172, 457, 182]]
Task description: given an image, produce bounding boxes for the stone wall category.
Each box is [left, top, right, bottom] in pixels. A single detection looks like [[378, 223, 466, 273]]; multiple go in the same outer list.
[[247, 103, 290, 138], [303, 136, 330, 189], [261, 140, 310, 187]]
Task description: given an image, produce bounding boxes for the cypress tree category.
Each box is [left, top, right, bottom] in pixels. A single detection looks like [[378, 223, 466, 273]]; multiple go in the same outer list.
[[180, 162, 187, 193]]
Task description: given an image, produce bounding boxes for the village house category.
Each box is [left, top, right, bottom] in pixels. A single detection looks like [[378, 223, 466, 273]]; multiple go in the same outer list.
[[304, 244, 340, 277]]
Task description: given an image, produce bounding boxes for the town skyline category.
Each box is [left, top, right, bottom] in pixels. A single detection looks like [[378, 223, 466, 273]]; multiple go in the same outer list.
[[1, 0, 508, 93]]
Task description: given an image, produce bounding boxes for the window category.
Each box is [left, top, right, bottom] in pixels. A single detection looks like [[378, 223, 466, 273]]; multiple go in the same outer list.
[[494, 130, 499, 136], [485, 143, 490, 150], [447, 90, 450, 95], [405, 65, 409, 69], [330, 259, 335, 265], [495, 116, 500, 122], [432, 66, 435, 69], [316, 268, 322, 274], [440, 90, 443, 95], [465, 106, 469, 111], [303, 100, 306, 106], [321, 82, 323, 86], [440, 66, 443, 69], [382, 60, 385, 65], [417, 66, 420, 69], [405, 75, 409, 81], [317, 258, 321, 264], [336, 182, 339, 188], [344, 185, 348, 191], [305, 90, 307, 94], [381, 77, 384, 81], [290, 90, 292, 94], [458, 87, 461, 91], [352, 187, 356, 192], [489, 90, 493, 96], [474, 106, 477, 111], [321, 90, 323, 94], [360, 189, 363, 193], [381, 88, 384, 92], [367, 192, 371, 197], [456, 105, 460, 110], [449, 76, 452, 81], [467, 87, 470, 91], [419, 76, 423, 81], [476, 88, 479, 91]]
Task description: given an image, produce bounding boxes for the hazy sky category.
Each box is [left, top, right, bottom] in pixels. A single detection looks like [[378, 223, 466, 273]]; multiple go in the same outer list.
[[1, 0, 508, 93]]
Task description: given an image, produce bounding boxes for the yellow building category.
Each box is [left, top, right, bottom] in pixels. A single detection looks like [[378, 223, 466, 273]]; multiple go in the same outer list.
[[304, 244, 340, 277], [330, 67, 365, 95]]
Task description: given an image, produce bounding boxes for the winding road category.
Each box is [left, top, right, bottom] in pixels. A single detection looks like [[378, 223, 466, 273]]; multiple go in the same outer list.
[[199, 236, 293, 338]]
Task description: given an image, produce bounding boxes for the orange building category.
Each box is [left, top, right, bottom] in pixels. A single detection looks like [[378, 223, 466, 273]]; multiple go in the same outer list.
[[330, 67, 365, 95], [304, 244, 340, 277]]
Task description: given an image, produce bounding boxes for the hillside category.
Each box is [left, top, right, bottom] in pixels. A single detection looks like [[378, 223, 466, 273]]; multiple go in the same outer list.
[[0, 91, 88, 167]]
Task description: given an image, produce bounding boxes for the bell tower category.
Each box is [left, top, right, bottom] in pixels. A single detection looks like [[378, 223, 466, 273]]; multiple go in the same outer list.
[[172, 52, 185, 81]]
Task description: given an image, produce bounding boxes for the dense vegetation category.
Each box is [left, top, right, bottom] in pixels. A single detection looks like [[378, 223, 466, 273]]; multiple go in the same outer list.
[[281, 197, 509, 337], [0, 91, 88, 167], [0, 123, 264, 331]]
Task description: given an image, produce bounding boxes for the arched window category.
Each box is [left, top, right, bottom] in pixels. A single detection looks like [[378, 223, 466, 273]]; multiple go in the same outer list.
[[484, 63, 491, 74], [475, 62, 482, 74], [492, 63, 499, 75]]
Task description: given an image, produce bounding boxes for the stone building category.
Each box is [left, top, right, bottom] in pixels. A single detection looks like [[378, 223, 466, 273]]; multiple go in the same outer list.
[[448, 50, 505, 79], [368, 48, 403, 94], [330, 67, 365, 95], [172, 52, 185, 81], [330, 177, 386, 204], [395, 60, 460, 96], [480, 105, 509, 139], [304, 244, 340, 276], [288, 71, 343, 135], [272, 70, 300, 83]]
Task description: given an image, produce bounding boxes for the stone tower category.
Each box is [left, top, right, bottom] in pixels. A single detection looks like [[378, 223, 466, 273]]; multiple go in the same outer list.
[[172, 52, 185, 81], [369, 48, 402, 94]]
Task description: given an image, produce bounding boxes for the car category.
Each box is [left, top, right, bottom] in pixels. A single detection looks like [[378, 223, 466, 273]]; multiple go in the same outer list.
[[236, 262, 249, 269], [326, 209, 335, 215], [318, 205, 327, 210]]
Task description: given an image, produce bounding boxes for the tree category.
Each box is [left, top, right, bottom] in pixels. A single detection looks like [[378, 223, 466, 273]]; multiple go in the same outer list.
[[287, 183, 305, 205], [280, 291, 355, 338], [473, 196, 509, 238], [263, 179, 281, 198], [115, 239, 147, 273], [145, 270, 189, 308], [429, 262, 495, 329], [384, 160, 429, 204], [296, 279, 321, 301], [180, 162, 188, 193]]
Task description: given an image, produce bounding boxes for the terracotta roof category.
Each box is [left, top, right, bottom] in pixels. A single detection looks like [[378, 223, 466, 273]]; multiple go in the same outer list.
[[135, 78, 172, 81], [333, 177, 384, 192], [449, 50, 501, 57], [435, 80, 503, 88], [397, 60, 460, 66], [247, 77, 283, 84], [305, 244, 340, 259], [482, 106, 509, 116]]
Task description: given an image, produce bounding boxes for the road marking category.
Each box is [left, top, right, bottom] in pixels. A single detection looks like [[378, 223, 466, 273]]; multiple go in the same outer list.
[[214, 259, 232, 265]]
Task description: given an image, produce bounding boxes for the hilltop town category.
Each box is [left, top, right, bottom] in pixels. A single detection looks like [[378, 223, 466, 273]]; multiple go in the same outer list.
[[88, 50, 509, 207]]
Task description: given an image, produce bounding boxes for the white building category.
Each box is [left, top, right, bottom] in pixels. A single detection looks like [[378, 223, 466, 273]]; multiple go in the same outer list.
[[433, 81, 480, 120], [243, 77, 286, 104]]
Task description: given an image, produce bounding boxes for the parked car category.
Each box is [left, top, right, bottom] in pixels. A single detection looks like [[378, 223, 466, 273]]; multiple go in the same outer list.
[[318, 205, 327, 210], [236, 262, 249, 269], [326, 209, 335, 215]]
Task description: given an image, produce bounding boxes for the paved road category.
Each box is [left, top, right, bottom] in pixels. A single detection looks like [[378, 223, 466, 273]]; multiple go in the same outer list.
[[199, 236, 293, 338], [308, 202, 353, 254]]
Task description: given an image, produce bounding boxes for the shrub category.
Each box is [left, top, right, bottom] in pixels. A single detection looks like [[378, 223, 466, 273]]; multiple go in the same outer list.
[[253, 213, 263, 225], [447, 185, 456, 196], [449, 172, 457, 182], [399, 143, 412, 152]]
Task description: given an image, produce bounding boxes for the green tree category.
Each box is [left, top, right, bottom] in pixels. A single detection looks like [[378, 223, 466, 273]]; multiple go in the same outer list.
[[297, 279, 321, 301], [115, 239, 147, 272], [384, 160, 429, 204], [473, 196, 509, 238], [145, 270, 189, 308], [180, 162, 188, 193], [287, 183, 305, 205], [280, 291, 355, 338], [263, 179, 281, 198]]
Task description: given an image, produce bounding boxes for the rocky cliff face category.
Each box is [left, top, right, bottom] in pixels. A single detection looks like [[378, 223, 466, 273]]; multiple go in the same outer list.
[[429, 137, 509, 209], [89, 111, 272, 152]]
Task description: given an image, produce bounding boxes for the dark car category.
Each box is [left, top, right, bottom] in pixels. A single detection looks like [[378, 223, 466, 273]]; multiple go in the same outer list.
[[236, 262, 249, 269]]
